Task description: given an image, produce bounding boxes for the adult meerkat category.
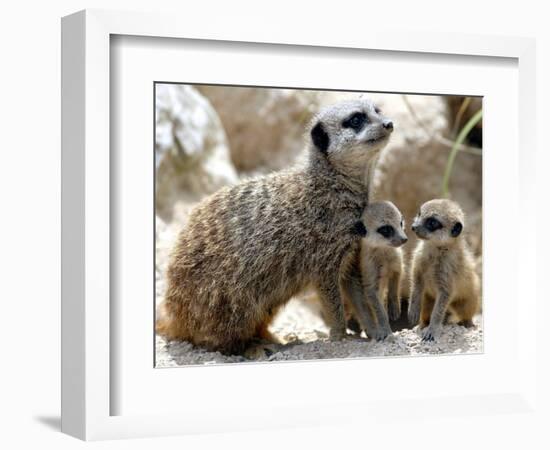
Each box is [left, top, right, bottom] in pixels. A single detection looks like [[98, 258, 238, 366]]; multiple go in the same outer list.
[[157, 98, 394, 354], [349, 201, 407, 340], [407, 199, 480, 341]]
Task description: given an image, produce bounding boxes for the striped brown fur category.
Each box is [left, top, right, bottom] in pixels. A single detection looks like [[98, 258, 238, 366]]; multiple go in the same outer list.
[[157, 99, 393, 354], [408, 199, 480, 341]]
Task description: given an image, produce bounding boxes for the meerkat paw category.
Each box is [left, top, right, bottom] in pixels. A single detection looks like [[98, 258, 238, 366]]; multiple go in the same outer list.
[[244, 345, 266, 360], [370, 325, 393, 342], [408, 303, 420, 326], [458, 319, 475, 328], [388, 302, 402, 322], [244, 342, 281, 360], [421, 325, 441, 342], [329, 327, 348, 341]]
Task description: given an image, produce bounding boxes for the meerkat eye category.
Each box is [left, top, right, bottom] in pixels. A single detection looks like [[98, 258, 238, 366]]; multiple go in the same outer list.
[[377, 225, 394, 239], [342, 112, 367, 132], [424, 217, 442, 232]]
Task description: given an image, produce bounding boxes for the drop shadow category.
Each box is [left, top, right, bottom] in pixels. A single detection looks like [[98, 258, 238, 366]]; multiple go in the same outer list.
[[34, 415, 61, 432]]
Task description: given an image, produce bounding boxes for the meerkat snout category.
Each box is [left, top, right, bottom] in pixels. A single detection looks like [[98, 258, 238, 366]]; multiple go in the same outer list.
[[382, 120, 394, 131]]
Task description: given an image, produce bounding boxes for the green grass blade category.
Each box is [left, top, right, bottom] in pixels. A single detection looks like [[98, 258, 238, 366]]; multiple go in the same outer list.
[[442, 109, 483, 198]]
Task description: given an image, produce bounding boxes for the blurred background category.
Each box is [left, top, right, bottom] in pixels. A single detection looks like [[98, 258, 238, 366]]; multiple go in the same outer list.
[[155, 84, 482, 358]]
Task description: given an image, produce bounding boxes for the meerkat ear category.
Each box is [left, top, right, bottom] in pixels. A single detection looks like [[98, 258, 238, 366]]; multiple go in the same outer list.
[[451, 222, 463, 237], [311, 121, 330, 154], [352, 221, 367, 237]]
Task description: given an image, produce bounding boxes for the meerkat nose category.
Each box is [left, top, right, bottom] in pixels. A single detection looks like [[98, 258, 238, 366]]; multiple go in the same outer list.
[[383, 120, 394, 131], [401, 236, 408, 244]]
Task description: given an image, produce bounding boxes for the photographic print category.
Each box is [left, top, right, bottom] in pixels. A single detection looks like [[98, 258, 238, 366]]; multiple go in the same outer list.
[[154, 84, 483, 367]]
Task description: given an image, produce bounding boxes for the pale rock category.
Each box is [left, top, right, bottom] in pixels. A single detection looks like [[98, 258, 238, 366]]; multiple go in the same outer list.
[[155, 84, 238, 219], [197, 85, 324, 172]]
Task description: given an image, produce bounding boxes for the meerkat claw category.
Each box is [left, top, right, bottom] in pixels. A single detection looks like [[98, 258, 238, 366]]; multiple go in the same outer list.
[[373, 327, 393, 341], [421, 326, 438, 342]]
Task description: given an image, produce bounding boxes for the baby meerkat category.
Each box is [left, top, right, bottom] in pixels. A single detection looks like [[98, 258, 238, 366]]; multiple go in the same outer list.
[[407, 199, 480, 341], [343, 201, 407, 340], [157, 98, 394, 354]]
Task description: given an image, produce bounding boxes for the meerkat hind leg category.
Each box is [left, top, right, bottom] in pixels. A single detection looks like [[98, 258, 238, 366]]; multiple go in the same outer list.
[[317, 276, 349, 341], [419, 294, 435, 329], [243, 307, 287, 359], [458, 319, 475, 328], [387, 271, 402, 322], [407, 277, 424, 326], [244, 340, 283, 360], [450, 297, 477, 329], [255, 306, 283, 343]]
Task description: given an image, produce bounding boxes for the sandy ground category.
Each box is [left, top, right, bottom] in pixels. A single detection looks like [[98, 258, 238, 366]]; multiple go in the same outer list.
[[155, 296, 483, 367]]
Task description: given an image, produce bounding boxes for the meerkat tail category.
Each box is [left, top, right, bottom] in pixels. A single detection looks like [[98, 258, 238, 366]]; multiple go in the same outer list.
[[155, 301, 189, 341]]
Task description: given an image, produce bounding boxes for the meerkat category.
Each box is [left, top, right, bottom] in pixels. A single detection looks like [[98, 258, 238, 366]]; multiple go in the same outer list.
[[156, 98, 394, 354], [345, 201, 407, 340], [407, 199, 480, 341]]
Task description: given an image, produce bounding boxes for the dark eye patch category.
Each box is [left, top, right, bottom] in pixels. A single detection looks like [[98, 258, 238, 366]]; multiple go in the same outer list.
[[352, 221, 367, 237], [424, 217, 442, 232], [377, 225, 394, 239], [342, 112, 367, 132]]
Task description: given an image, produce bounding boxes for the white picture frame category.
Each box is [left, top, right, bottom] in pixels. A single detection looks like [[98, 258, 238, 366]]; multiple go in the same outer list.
[[61, 9, 539, 441]]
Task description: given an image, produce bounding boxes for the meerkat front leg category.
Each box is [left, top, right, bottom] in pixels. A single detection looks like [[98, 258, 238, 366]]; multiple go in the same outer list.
[[341, 270, 380, 339], [387, 271, 402, 322], [317, 276, 348, 341], [408, 272, 424, 326], [419, 294, 435, 328], [364, 287, 393, 340], [363, 270, 393, 340], [421, 287, 451, 342]]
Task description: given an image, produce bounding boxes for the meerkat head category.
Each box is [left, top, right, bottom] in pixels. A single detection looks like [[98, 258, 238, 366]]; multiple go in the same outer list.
[[411, 199, 465, 245], [309, 98, 393, 180], [361, 201, 407, 248]]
